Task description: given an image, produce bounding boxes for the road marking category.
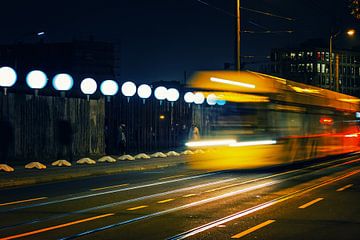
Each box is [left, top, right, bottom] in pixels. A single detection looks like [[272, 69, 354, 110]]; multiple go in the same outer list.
[[91, 183, 129, 191], [166, 170, 360, 240], [159, 175, 185, 180], [127, 205, 148, 211], [0, 197, 47, 207], [0, 213, 114, 240], [183, 194, 197, 198], [205, 183, 239, 193], [231, 220, 275, 239], [299, 198, 324, 209], [157, 198, 175, 204], [336, 184, 353, 192]]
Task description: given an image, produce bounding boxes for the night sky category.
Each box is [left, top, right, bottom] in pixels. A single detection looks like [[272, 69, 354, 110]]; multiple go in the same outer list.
[[1, 0, 358, 83]]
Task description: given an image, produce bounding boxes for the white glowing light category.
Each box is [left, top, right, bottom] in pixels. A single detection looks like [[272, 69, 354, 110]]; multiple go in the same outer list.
[[137, 84, 152, 99], [166, 88, 180, 102], [121, 81, 137, 97], [206, 93, 217, 105], [100, 80, 119, 96], [26, 70, 47, 89], [185, 139, 237, 147], [229, 140, 277, 147], [210, 77, 255, 89], [194, 92, 205, 104], [154, 86, 167, 100], [216, 99, 226, 106], [80, 78, 97, 95], [52, 73, 74, 91], [0, 66, 17, 87], [184, 92, 195, 103]]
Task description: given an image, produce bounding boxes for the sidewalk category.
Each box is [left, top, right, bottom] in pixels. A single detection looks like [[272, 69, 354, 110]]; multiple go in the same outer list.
[[0, 156, 187, 189]]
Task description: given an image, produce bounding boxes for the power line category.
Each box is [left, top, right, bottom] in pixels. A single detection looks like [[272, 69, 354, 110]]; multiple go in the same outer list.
[[242, 30, 294, 34], [240, 6, 295, 21], [194, 0, 295, 21]]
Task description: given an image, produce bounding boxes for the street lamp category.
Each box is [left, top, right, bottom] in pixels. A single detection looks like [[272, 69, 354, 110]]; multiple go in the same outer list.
[[52, 73, 74, 97], [329, 28, 356, 92], [26, 70, 48, 96], [80, 78, 97, 100], [100, 80, 119, 101], [0, 66, 17, 95]]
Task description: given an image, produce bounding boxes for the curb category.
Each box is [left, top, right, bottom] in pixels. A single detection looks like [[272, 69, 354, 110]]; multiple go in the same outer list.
[[0, 160, 186, 189]]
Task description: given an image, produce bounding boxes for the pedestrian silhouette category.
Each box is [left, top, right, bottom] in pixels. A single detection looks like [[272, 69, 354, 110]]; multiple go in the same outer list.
[[188, 123, 200, 141], [116, 124, 127, 155]]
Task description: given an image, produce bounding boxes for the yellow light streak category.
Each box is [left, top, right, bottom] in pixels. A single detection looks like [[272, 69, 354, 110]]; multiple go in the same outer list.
[[0, 197, 47, 207], [210, 77, 255, 89], [91, 183, 129, 191], [298, 198, 324, 209], [0, 213, 114, 240], [127, 205, 148, 211], [336, 184, 353, 192], [231, 220, 275, 238], [183, 194, 197, 198], [157, 198, 175, 204]]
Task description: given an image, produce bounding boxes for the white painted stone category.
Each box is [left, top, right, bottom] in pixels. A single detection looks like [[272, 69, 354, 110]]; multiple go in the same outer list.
[[181, 150, 194, 155], [150, 152, 167, 158], [134, 153, 151, 159], [118, 155, 135, 161], [166, 151, 180, 156], [51, 160, 72, 167], [25, 162, 47, 169], [194, 149, 205, 154], [98, 156, 117, 163], [0, 164, 14, 172], [76, 158, 97, 164]]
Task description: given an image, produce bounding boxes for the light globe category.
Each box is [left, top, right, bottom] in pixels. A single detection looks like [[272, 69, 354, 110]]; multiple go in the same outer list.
[[194, 92, 205, 104], [100, 80, 119, 96], [206, 93, 217, 105], [0, 66, 17, 87], [154, 86, 167, 100], [52, 73, 74, 91], [184, 92, 195, 103], [166, 88, 179, 102], [26, 70, 47, 89], [80, 78, 97, 95], [121, 81, 137, 97], [137, 84, 152, 99]]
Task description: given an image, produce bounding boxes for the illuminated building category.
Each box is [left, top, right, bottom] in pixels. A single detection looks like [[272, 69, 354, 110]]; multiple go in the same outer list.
[[269, 46, 360, 97]]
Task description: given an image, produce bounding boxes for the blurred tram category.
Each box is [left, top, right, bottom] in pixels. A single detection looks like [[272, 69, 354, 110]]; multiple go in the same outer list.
[[185, 71, 360, 170]]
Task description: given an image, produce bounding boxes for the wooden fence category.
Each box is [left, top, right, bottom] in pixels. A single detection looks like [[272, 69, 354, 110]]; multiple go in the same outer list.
[[0, 93, 105, 164]]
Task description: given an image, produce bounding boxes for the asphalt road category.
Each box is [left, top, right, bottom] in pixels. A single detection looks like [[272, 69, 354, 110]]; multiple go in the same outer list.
[[0, 155, 359, 240]]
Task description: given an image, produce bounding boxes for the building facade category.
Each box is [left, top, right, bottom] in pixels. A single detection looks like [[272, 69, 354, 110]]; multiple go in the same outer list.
[[269, 48, 360, 97]]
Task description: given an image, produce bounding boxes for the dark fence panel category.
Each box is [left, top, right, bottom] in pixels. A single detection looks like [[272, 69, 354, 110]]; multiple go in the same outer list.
[[0, 93, 105, 164], [105, 95, 193, 154]]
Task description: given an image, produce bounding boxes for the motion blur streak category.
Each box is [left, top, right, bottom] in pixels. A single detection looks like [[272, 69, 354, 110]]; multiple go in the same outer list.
[[59, 182, 276, 240], [210, 77, 256, 89], [0, 213, 114, 240], [229, 140, 277, 147], [185, 139, 236, 147], [167, 170, 360, 240]]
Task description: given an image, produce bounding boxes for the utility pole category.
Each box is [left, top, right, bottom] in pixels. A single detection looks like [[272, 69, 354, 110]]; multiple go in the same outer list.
[[235, 0, 241, 71]]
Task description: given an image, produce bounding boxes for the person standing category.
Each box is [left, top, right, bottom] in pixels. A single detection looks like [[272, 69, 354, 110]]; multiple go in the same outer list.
[[117, 124, 127, 155], [188, 123, 200, 141]]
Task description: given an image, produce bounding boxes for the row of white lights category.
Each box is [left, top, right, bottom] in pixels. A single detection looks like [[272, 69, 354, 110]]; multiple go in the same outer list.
[[0, 66, 226, 105]]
